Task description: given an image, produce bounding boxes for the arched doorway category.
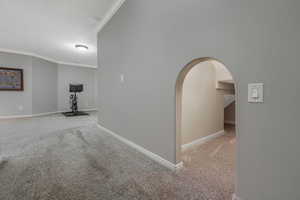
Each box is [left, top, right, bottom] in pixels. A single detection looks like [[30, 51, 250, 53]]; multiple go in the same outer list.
[[175, 57, 237, 198]]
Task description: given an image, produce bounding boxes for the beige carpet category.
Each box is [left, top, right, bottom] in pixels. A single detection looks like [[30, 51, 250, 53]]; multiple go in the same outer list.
[[0, 114, 235, 200], [180, 125, 236, 200]]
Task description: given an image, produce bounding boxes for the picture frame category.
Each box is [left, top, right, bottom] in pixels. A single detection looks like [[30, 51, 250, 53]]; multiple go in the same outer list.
[[0, 67, 24, 91]]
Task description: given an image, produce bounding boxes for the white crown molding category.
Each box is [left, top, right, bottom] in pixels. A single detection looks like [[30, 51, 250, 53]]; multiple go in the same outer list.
[[96, 0, 126, 34], [57, 61, 97, 69], [0, 48, 97, 69], [97, 124, 183, 172], [181, 130, 225, 152]]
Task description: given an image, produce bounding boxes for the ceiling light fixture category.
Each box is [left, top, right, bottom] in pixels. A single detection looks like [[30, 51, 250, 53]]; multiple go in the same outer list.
[[75, 44, 89, 51]]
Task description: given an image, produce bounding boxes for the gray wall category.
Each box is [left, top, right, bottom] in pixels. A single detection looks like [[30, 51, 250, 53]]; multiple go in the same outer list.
[[58, 64, 97, 112], [0, 52, 33, 116], [0, 52, 97, 116], [98, 1, 300, 199], [32, 57, 58, 114]]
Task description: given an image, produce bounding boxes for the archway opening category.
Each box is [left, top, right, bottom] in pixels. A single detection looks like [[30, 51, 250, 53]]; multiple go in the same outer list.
[[176, 57, 236, 199]]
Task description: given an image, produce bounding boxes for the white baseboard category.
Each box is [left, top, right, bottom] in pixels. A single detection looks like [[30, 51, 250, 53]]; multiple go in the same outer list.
[[32, 111, 61, 118], [0, 108, 98, 120], [97, 124, 183, 172], [0, 114, 33, 120], [225, 120, 236, 125], [181, 130, 225, 151], [232, 193, 242, 200]]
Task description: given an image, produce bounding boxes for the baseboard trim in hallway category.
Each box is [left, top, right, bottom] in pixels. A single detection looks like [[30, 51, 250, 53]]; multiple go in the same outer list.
[[97, 124, 183, 172], [181, 130, 225, 152], [0, 114, 41, 120], [0, 109, 98, 120]]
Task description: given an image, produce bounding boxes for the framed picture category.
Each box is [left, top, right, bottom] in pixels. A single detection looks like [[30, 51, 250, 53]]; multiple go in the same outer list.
[[0, 67, 24, 91]]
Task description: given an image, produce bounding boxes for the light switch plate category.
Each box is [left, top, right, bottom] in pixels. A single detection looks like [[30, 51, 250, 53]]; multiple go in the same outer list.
[[248, 83, 264, 103], [120, 74, 125, 83]]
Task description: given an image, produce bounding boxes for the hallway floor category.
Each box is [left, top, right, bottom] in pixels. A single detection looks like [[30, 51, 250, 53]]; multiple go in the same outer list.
[[181, 125, 236, 200], [0, 114, 235, 200]]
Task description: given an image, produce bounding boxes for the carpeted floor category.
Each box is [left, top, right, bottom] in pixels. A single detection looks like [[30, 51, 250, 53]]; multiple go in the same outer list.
[[0, 113, 235, 200]]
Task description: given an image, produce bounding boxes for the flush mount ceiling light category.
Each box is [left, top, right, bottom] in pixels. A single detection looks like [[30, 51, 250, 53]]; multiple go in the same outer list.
[[75, 44, 89, 51]]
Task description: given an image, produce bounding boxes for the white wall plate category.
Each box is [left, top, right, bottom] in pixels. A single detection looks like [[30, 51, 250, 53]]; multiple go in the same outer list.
[[248, 83, 264, 103]]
